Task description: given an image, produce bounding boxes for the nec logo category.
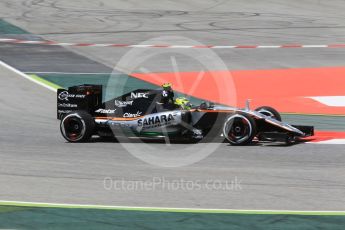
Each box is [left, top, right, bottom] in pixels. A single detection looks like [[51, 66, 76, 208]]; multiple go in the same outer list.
[[131, 92, 149, 99]]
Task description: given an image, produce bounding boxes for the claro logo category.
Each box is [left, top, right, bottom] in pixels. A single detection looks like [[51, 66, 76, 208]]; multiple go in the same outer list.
[[131, 92, 149, 99], [58, 91, 86, 101], [123, 111, 142, 118]]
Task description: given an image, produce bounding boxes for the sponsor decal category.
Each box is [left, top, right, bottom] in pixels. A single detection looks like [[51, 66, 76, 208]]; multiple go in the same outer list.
[[137, 113, 176, 128], [95, 109, 116, 114], [58, 91, 69, 101], [58, 91, 86, 101], [58, 110, 72, 114], [114, 100, 134, 108], [123, 111, 142, 118], [109, 122, 131, 128], [96, 119, 131, 128], [58, 103, 77, 108], [131, 92, 149, 99]]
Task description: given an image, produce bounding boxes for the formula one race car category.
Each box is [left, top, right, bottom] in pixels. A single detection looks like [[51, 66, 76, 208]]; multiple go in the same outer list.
[[57, 84, 314, 145]]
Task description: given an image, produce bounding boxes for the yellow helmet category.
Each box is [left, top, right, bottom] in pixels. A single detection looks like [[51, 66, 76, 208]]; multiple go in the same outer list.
[[174, 97, 191, 110], [162, 82, 172, 89]]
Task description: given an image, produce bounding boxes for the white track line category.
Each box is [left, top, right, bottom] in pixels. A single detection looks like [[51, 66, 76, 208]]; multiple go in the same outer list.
[[307, 96, 345, 107], [212, 46, 237, 48], [24, 71, 112, 75], [0, 200, 345, 214], [309, 139, 345, 144], [0, 38, 17, 42], [0, 60, 56, 92], [256, 45, 281, 48]]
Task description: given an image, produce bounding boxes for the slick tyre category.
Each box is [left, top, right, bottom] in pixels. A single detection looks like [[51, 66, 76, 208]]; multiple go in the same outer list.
[[60, 111, 95, 142], [255, 106, 282, 121], [223, 112, 257, 146]]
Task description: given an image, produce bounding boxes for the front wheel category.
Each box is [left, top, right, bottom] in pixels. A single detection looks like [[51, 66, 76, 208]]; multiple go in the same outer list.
[[60, 111, 95, 142], [223, 112, 257, 146], [255, 106, 282, 121]]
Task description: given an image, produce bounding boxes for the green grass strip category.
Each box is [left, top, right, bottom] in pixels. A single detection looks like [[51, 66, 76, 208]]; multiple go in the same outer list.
[[29, 74, 61, 90], [0, 19, 29, 34]]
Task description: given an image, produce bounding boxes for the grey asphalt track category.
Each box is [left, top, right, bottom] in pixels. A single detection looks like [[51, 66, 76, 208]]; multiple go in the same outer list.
[[1, 63, 345, 211], [0, 0, 345, 211]]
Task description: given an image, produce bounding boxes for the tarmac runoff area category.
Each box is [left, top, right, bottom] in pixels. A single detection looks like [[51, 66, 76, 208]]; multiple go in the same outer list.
[[0, 0, 345, 228]]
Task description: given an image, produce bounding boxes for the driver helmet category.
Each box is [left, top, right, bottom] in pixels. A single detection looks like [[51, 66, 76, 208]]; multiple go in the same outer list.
[[174, 97, 192, 110], [162, 82, 173, 91]]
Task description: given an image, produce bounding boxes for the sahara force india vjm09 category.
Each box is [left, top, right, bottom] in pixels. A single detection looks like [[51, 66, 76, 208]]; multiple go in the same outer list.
[[57, 84, 314, 145]]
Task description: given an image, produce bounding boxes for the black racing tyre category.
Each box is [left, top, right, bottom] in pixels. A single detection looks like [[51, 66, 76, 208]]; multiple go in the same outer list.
[[60, 111, 95, 142], [285, 134, 296, 146], [255, 106, 282, 121], [223, 112, 257, 146]]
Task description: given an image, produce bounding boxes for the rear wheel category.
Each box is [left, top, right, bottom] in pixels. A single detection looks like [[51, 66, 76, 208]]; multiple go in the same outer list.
[[60, 111, 95, 142], [223, 112, 257, 146], [255, 106, 282, 121]]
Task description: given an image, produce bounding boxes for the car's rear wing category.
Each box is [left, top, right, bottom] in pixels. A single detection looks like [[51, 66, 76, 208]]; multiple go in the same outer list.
[[57, 84, 102, 119]]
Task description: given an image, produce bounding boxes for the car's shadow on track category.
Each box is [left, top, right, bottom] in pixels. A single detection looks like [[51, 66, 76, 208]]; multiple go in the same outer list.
[[69, 136, 308, 146], [88, 137, 218, 144], [254, 139, 310, 147]]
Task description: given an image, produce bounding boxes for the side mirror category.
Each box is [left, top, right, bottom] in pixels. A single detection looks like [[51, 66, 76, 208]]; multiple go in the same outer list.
[[245, 99, 251, 111]]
